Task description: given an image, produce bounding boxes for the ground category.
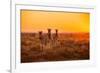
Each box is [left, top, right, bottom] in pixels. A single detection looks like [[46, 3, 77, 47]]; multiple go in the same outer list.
[[21, 33, 89, 63]]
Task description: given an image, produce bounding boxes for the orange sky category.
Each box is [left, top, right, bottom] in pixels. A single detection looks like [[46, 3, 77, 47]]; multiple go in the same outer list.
[[21, 10, 90, 33]]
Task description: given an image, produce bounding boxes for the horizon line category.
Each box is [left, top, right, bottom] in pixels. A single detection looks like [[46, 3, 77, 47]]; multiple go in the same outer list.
[[21, 31, 89, 33]]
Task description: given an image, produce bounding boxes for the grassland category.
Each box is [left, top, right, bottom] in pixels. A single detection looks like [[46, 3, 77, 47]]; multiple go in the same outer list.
[[21, 32, 89, 63]]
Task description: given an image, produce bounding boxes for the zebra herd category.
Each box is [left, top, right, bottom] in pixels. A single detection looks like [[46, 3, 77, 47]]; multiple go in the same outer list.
[[38, 29, 59, 50]]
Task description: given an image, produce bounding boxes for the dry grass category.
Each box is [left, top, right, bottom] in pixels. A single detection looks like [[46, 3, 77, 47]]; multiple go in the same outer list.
[[21, 33, 89, 63]]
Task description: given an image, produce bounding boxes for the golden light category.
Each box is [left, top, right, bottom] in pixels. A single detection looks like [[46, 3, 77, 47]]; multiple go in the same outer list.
[[21, 10, 90, 33]]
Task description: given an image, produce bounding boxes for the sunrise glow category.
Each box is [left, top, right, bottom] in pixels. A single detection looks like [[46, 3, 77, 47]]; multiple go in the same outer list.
[[21, 10, 90, 33]]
